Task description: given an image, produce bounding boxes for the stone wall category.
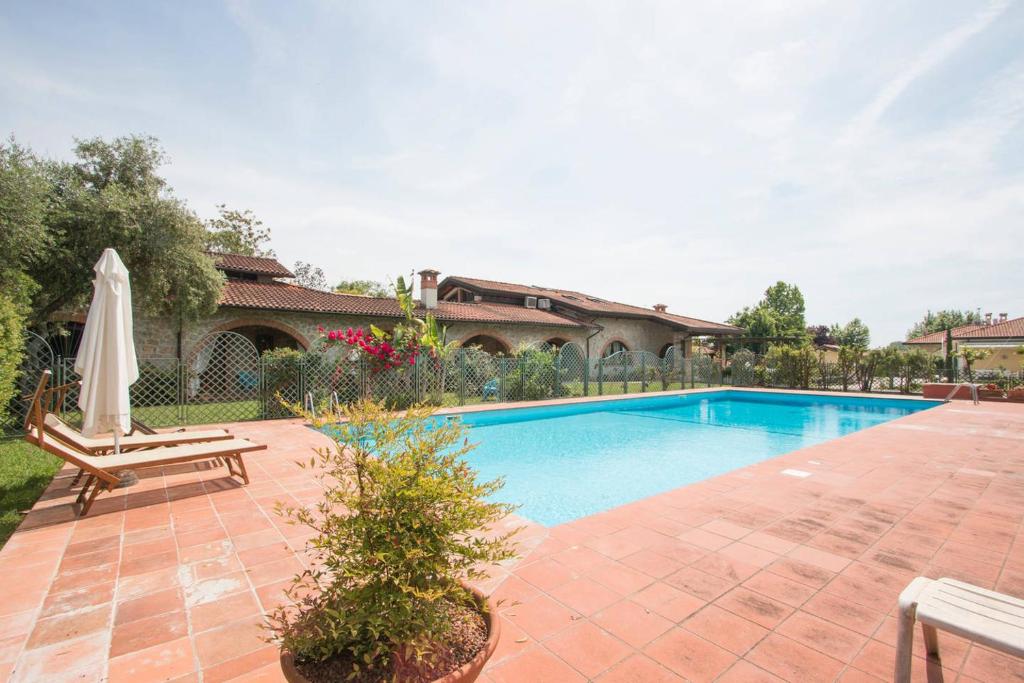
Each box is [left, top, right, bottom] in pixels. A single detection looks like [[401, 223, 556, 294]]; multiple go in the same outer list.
[[132, 307, 691, 359]]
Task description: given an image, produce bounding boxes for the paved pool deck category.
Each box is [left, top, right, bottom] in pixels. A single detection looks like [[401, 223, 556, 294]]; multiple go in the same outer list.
[[1, 392, 1023, 681]]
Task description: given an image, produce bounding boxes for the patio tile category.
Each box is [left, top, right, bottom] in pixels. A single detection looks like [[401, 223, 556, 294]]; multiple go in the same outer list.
[[501, 594, 580, 641], [544, 621, 631, 678], [190, 591, 262, 634], [677, 528, 732, 551], [716, 659, 786, 682], [584, 561, 654, 596], [25, 605, 110, 650], [765, 557, 835, 588], [515, 557, 579, 593], [664, 566, 736, 601], [10, 631, 109, 683], [691, 552, 761, 583], [488, 616, 532, 666], [800, 589, 888, 637], [714, 587, 792, 630], [961, 645, 1024, 681], [618, 549, 684, 579], [745, 633, 846, 681], [681, 604, 768, 656], [49, 562, 119, 594], [109, 609, 188, 658], [107, 635, 196, 683], [183, 572, 249, 608], [594, 653, 683, 682], [742, 570, 817, 607], [592, 599, 674, 648], [193, 614, 267, 669], [39, 582, 116, 618], [630, 582, 705, 622], [643, 627, 736, 681], [486, 645, 586, 682], [774, 610, 867, 663], [787, 544, 852, 573], [202, 645, 280, 683], [115, 587, 185, 626], [700, 519, 753, 540], [547, 577, 621, 616], [119, 550, 178, 578], [244, 556, 306, 587]]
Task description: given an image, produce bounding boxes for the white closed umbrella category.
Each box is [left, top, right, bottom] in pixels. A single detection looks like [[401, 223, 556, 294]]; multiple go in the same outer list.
[[75, 248, 139, 454]]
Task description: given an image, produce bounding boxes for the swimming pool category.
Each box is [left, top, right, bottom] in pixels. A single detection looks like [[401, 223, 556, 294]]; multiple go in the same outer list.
[[450, 390, 938, 526]]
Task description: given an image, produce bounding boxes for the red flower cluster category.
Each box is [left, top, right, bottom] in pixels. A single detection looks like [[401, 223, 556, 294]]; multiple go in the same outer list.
[[324, 327, 419, 372]]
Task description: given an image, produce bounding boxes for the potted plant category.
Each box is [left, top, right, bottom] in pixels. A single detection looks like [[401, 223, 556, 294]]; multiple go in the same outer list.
[[267, 400, 519, 682]]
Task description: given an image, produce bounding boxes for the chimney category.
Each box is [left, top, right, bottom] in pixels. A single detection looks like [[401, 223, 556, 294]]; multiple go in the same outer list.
[[418, 269, 439, 309], [653, 304, 667, 313], [999, 312, 1008, 323], [985, 312, 992, 326]]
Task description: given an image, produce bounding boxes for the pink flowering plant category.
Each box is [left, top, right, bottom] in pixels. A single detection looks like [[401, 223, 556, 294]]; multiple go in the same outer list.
[[320, 276, 456, 375]]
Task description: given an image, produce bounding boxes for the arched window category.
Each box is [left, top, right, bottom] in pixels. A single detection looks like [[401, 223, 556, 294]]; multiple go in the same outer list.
[[462, 334, 511, 356], [659, 343, 674, 358], [602, 340, 629, 357], [545, 337, 569, 349]]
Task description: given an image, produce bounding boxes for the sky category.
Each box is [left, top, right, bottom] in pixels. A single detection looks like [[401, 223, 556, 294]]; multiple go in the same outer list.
[[2, 1, 1023, 345]]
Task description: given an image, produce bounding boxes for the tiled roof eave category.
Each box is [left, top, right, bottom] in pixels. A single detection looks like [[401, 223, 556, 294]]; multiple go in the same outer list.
[[217, 302, 587, 328]]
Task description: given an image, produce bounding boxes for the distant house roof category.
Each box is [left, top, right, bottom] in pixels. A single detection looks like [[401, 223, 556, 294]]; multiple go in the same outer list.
[[906, 316, 1024, 344], [440, 276, 742, 335], [209, 252, 295, 278], [219, 280, 586, 328]]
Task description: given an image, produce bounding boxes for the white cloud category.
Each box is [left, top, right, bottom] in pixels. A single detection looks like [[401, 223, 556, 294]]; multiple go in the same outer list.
[[1, 0, 1023, 343]]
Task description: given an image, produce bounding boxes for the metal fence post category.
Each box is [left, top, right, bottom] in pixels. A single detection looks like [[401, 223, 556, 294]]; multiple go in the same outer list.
[[520, 356, 526, 400], [583, 355, 590, 396], [641, 354, 647, 393], [622, 357, 628, 395], [598, 357, 604, 395], [458, 348, 466, 406], [554, 352, 561, 398]]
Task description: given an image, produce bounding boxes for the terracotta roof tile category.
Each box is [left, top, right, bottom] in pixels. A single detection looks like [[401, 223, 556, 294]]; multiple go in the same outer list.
[[906, 318, 1024, 344], [219, 280, 586, 327], [209, 252, 295, 278], [441, 276, 742, 335]]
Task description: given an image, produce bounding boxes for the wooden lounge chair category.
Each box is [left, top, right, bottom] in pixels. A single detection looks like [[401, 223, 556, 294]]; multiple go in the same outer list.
[[24, 428, 265, 516], [41, 413, 232, 455], [896, 576, 1024, 682]]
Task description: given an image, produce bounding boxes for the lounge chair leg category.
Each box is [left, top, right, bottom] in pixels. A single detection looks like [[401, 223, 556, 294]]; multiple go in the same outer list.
[[79, 481, 105, 517], [76, 475, 96, 505], [233, 455, 249, 485], [71, 468, 85, 487], [895, 603, 916, 683], [922, 623, 940, 660]]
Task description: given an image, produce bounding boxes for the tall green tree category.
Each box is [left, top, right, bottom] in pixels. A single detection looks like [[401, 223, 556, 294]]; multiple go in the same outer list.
[[204, 204, 274, 256], [906, 309, 982, 340], [10, 136, 224, 355], [830, 318, 870, 349], [728, 281, 806, 353], [335, 279, 391, 298]]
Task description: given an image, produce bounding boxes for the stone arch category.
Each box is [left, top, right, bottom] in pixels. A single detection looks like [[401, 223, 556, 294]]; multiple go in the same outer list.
[[658, 342, 674, 358], [459, 331, 513, 356], [601, 338, 631, 357], [545, 336, 570, 348], [210, 317, 311, 352]]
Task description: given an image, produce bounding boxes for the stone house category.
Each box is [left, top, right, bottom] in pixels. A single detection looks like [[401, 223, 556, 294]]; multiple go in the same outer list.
[[906, 313, 1024, 372], [60, 253, 742, 361]]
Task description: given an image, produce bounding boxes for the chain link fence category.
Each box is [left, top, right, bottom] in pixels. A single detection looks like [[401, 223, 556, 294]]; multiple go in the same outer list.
[[10, 330, 1024, 434]]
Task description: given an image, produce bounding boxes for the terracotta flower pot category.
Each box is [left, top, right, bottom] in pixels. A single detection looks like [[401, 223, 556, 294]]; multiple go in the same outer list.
[[280, 586, 501, 683]]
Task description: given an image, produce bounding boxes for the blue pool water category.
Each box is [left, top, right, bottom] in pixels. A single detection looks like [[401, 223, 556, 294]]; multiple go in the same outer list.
[[447, 391, 937, 526]]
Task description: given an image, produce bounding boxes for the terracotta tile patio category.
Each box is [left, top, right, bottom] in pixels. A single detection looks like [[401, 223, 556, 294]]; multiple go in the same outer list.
[[2, 393, 1024, 681]]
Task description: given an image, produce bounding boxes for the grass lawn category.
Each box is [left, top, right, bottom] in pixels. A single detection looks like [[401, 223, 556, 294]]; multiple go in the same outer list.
[[0, 437, 61, 547]]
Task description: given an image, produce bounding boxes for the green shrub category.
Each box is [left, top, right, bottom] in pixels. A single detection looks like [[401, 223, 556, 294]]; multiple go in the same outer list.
[[268, 401, 518, 678], [763, 344, 818, 389], [504, 348, 557, 401], [0, 294, 25, 427]]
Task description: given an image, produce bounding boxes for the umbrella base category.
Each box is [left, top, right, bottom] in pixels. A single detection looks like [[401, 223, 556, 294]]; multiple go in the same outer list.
[[114, 470, 139, 488]]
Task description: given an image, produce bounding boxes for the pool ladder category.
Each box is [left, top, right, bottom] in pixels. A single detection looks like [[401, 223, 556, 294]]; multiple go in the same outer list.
[[943, 383, 979, 405], [304, 391, 341, 414]]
